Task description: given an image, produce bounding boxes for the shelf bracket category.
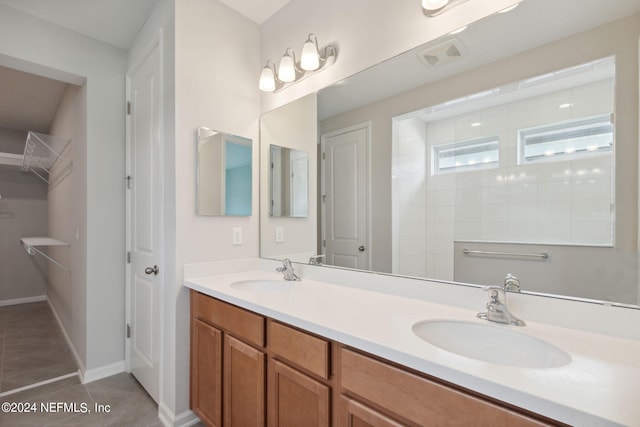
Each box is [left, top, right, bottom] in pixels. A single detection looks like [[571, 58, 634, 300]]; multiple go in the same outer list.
[[21, 237, 70, 272]]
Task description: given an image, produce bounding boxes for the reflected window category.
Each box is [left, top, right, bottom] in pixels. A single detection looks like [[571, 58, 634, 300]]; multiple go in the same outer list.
[[518, 115, 613, 164], [432, 136, 499, 175]]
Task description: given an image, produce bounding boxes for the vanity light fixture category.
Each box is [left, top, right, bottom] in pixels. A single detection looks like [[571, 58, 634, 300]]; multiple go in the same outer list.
[[422, 0, 468, 17], [259, 33, 336, 93]]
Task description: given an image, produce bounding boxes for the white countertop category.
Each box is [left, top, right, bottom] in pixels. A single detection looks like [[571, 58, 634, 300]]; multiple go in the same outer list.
[[184, 266, 640, 426]]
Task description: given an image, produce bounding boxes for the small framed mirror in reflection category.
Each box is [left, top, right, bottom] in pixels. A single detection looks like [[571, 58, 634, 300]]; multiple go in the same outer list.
[[196, 128, 252, 216], [269, 144, 309, 217]]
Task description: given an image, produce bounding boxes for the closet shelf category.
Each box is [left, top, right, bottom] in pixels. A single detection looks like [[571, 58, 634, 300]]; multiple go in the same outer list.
[[21, 237, 70, 271], [21, 131, 71, 184]]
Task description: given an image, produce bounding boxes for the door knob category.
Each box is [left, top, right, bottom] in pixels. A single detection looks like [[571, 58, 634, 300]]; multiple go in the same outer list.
[[358, 246, 365, 252], [145, 265, 159, 275]]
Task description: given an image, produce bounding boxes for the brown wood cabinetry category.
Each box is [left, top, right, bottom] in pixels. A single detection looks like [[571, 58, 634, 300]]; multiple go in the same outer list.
[[224, 335, 265, 427], [190, 290, 560, 427], [337, 396, 404, 427], [190, 318, 222, 427], [339, 348, 553, 427], [191, 292, 266, 427], [268, 359, 330, 427]]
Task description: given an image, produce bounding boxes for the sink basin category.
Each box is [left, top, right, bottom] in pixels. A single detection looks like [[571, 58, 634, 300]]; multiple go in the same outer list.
[[230, 279, 296, 292], [412, 320, 571, 369]]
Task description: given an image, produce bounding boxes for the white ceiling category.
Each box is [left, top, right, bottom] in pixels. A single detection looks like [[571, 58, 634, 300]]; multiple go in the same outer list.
[[0, 0, 290, 49], [218, 0, 291, 25], [0, 0, 289, 138], [0, 0, 161, 50]]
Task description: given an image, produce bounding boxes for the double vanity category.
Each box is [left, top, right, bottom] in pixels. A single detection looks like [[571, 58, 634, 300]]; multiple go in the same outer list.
[[185, 258, 640, 426]]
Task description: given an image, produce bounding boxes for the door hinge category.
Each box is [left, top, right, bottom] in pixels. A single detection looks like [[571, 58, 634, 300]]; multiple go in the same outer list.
[[322, 195, 326, 203], [127, 101, 131, 115], [127, 251, 131, 264], [126, 324, 131, 338], [126, 175, 132, 189], [323, 239, 326, 247], [322, 152, 325, 160]]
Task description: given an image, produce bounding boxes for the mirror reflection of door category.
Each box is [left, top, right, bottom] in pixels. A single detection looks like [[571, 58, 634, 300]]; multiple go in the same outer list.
[[270, 144, 308, 217], [196, 128, 252, 216], [289, 150, 308, 216], [321, 124, 369, 269]]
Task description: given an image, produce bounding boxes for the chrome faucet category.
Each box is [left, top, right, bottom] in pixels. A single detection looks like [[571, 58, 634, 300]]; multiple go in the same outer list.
[[308, 254, 325, 265], [504, 273, 521, 292], [477, 286, 525, 326], [276, 259, 301, 281]]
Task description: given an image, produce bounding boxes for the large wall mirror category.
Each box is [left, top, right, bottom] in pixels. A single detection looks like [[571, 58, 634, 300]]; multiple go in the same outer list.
[[260, 0, 640, 308], [197, 127, 252, 216]]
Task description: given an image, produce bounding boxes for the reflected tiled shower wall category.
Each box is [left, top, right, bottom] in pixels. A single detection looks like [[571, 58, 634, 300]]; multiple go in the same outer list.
[[393, 79, 614, 280]]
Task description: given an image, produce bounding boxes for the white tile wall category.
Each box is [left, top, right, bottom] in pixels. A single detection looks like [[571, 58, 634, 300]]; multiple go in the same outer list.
[[393, 79, 614, 279]]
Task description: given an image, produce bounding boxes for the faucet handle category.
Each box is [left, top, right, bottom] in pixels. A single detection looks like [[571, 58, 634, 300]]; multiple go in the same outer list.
[[504, 273, 521, 292], [308, 254, 325, 265]]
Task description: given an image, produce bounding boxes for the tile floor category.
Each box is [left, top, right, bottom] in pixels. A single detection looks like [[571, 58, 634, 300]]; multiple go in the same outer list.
[[0, 372, 163, 426], [0, 302, 77, 392], [0, 302, 206, 426]]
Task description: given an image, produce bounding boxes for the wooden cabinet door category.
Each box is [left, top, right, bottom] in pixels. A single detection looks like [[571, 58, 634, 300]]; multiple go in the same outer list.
[[191, 319, 222, 427], [268, 360, 330, 427], [224, 335, 266, 427], [337, 396, 406, 427]]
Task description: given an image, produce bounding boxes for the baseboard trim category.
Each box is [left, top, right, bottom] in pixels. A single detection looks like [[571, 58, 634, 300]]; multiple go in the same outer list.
[[82, 361, 126, 384], [0, 372, 79, 398], [47, 299, 86, 374], [158, 403, 199, 427], [0, 295, 47, 307]]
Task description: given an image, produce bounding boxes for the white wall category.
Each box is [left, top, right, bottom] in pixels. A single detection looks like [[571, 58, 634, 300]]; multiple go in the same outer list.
[[47, 84, 87, 370], [0, 5, 126, 374]]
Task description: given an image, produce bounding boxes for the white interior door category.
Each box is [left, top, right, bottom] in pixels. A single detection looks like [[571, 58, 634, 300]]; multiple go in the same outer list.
[[290, 150, 308, 216], [126, 41, 162, 402], [322, 124, 369, 269]]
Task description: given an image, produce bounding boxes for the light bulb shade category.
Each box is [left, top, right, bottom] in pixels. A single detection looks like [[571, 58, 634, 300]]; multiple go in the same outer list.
[[259, 65, 276, 92], [278, 53, 296, 82], [422, 0, 449, 11], [301, 39, 320, 71]]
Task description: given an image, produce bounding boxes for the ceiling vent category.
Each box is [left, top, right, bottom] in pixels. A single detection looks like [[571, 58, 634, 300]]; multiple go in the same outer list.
[[417, 38, 467, 68]]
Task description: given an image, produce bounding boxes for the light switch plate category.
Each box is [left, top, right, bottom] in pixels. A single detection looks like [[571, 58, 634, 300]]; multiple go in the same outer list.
[[232, 227, 243, 245], [275, 227, 284, 243]]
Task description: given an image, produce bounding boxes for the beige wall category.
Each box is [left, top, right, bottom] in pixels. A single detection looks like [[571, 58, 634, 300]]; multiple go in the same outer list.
[[0, 165, 48, 302], [320, 14, 640, 303]]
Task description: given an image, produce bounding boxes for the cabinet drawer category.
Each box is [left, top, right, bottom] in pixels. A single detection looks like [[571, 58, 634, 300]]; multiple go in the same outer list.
[[268, 320, 330, 379], [192, 291, 265, 347], [340, 348, 552, 427]]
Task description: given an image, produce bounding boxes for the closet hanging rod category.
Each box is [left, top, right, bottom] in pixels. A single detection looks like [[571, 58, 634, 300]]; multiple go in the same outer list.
[[21, 237, 70, 271]]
